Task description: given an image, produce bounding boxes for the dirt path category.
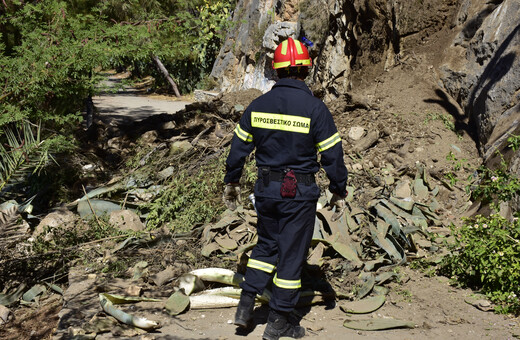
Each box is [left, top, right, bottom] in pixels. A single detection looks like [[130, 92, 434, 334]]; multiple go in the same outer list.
[[157, 267, 519, 340], [93, 73, 192, 125]]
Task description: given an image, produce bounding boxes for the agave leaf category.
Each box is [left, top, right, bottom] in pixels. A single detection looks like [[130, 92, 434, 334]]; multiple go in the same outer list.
[[357, 273, 375, 299], [165, 290, 190, 316], [99, 293, 160, 330], [340, 295, 386, 314], [22, 284, 46, 302], [0, 283, 26, 306]]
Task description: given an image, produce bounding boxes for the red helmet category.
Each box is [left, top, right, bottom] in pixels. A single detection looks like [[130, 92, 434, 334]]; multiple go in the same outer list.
[[272, 37, 312, 70]]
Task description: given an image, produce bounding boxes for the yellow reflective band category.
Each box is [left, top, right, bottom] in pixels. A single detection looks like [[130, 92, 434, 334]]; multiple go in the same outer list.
[[234, 124, 253, 142], [251, 112, 310, 134], [295, 59, 311, 66], [294, 40, 303, 55], [247, 259, 275, 273], [273, 273, 301, 289], [281, 40, 288, 55], [273, 61, 291, 69], [316, 132, 341, 152]]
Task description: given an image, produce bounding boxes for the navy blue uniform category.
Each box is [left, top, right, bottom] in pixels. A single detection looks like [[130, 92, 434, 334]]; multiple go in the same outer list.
[[224, 78, 348, 312]]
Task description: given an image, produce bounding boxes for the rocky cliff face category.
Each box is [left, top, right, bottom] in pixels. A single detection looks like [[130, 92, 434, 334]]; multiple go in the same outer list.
[[439, 0, 519, 157], [438, 0, 520, 212], [211, 0, 520, 212]]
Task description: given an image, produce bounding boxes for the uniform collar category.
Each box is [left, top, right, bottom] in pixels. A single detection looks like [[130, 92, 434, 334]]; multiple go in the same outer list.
[[273, 78, 313, 95]]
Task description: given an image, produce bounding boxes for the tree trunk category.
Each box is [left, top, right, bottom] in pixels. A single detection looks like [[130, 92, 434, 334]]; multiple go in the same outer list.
[[152, 55, 181, 98]]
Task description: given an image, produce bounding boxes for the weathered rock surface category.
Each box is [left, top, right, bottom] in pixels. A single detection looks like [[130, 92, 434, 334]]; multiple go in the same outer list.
[[439, 0, 520, 213], [109, 210, 146, 232], [34, 209, 76, 239]]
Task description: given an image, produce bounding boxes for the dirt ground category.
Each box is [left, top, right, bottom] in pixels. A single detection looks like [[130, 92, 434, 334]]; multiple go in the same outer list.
[[146, 266, 519, 340], [2, 5, 520, 340]]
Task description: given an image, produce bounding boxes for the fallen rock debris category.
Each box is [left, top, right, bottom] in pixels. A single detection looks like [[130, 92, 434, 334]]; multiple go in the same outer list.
[[0, 91, 490, 337]]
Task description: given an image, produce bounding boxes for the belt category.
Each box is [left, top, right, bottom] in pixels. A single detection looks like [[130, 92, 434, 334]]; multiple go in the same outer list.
[[259, 168, 315, 186]]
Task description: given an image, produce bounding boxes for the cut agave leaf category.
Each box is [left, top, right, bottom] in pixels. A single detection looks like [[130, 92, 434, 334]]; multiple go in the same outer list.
[[99, 293, 160, 330], [357, 274, 375, 299], [165, 290, 190, 316], [0, 284, 26, 306], [22, 284, 46, 302], [340, 295, 386, 314]]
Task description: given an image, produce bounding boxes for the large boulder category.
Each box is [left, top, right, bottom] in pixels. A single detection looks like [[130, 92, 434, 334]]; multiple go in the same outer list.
[[439, 0, 520, 156], [439, 0, 520, 214], [34, 209, 77, 241]]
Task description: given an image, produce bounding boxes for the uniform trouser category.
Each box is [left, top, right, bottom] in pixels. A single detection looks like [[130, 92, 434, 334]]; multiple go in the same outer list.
[[240, 197, 317, 312]]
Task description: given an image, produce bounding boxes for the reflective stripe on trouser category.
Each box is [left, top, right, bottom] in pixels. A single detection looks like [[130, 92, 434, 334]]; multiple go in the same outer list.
[[240, 197, 316, 312]]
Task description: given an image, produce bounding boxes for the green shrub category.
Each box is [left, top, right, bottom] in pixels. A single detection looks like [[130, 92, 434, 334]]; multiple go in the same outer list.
[[440, 214, 520, 314], [141, 157, 226, 232], [469, 159, 520, 212], [507, 134, 520, 152]]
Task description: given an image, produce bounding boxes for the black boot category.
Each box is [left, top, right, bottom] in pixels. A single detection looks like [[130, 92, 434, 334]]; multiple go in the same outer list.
[[234, 290, 255, 328], [262, 309, 305, 340]]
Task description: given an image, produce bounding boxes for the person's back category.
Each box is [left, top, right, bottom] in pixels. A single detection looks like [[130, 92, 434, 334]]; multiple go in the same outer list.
[[223, 37, 348, 340]]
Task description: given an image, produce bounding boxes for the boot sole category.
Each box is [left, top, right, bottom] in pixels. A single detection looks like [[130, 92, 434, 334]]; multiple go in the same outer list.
[[234, 318, 252, 328]]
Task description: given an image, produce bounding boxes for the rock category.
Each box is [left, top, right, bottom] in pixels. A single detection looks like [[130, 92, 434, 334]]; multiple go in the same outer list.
[[151, 266, 176, 286], [440, 0, 520, 158], [157, 166, 175, 180], [234, 104, 244, 113], [82, 164, 97, 172], [107, 136, 126, 150], [194, 89, 219, 102], [348, 126, 366, 141], [77, 199, 121, 219], [109, 210, 146, 232], [34, 209, 76, 239], [415, 239, 432, 249], [0, 305, 10, 324], [139, 130, 158, 145], [352, 163, 363, 171], [394, 179, 412, 198], [126, 285, 142, 296], [353, 129, 380, 153], [162, 120, 176, 130], [385, 153, 405, 169], [170, 140, 193, 154]]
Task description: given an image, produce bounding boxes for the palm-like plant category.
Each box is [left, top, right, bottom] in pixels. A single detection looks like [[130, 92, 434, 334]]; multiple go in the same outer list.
[[0, 121, 51, 197]]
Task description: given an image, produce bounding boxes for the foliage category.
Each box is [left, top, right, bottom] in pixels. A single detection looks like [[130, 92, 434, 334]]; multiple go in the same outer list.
[[0, 0, 236, 207], [242, 155, 257, 194], [0, 121, 53, 197], [32, 215, 123, 254], [469, 157, 520, 212], [0, 0, 236, 128], [425, 112, 455, 131], [299, 0, 330, 47], [444, 151, 468, 187], [141, 156, 227, 232], [440, 214, 520, 314], [507, 134, 520, 151], [441, 148, 520, 314]]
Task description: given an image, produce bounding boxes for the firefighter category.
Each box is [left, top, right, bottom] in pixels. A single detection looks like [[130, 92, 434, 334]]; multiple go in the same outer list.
[[223, 37, 348, 340]]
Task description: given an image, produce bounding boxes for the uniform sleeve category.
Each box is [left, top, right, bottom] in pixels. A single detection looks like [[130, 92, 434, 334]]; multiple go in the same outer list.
[[224, 109, 255, 183], [312, 102, 348, 197]]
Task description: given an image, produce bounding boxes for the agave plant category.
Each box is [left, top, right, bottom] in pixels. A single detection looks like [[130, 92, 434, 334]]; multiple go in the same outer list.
[[0, 121, 51, 197]]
